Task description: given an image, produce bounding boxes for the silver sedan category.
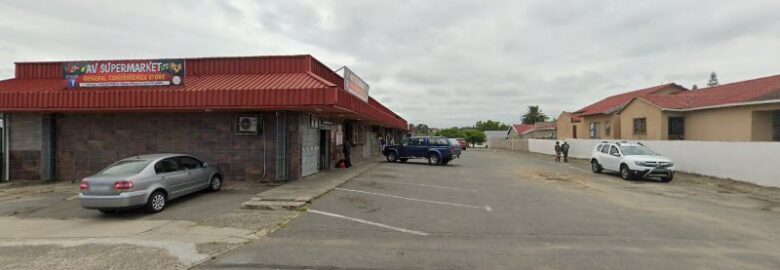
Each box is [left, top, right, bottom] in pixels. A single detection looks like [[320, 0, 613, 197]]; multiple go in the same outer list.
[[79, 153, 224, 214]]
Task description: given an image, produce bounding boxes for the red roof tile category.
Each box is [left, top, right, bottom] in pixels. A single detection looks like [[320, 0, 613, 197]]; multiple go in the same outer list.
[[575, 83, 687, 116], [511, 122, 556, 135], [640, 74, 780, 110], [511, 124, 535, 135]]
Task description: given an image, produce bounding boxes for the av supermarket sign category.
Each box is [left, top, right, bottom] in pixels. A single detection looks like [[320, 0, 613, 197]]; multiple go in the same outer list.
[[63, 59, 185, 88], [343, 67, 369, 102]]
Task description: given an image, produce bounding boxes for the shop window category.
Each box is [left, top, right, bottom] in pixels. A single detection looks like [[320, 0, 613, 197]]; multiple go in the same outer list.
[[589, 122, 600, 139], [633, 118, 647, 135]]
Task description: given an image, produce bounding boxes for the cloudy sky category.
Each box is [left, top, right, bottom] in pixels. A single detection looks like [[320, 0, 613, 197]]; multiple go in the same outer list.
[[1, 0, 780, 127]]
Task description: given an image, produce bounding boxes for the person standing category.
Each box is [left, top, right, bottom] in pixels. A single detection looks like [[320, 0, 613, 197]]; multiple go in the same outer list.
[[561, 141, 570, 163], [379, 136, 386, 154], [554, 141, 562, 163], [343, 140, 352, 168]]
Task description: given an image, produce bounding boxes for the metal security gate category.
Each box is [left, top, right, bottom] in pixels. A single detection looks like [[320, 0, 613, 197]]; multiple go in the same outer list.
[[363, 131, 376, 158], [301, 114, 320, 177], [275, 112, 289, 181]]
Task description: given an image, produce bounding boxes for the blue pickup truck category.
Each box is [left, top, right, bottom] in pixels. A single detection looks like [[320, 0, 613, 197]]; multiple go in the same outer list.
[[383, 136, 456, 165]]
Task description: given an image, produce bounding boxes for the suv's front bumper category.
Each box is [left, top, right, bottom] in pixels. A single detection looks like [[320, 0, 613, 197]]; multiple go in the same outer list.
[[631, 165, 675, 178]]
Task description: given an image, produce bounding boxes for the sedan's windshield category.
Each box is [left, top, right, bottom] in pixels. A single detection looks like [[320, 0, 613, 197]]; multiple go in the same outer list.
[[99, 160, 152, 175], [620, 145, 656, 156]]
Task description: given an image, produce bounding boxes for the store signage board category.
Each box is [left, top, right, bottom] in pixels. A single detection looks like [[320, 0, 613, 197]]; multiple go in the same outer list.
[[343, 67, 369, 102], [63, 59, 185, 88]]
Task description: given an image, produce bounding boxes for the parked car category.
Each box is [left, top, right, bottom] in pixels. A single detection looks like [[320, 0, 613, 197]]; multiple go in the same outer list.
[[456, 138, 467, 149], [384, 136, 455, 165], [79, 153, 224, 214], [448, 138, 462, 158], [590, 142, 675, 182]]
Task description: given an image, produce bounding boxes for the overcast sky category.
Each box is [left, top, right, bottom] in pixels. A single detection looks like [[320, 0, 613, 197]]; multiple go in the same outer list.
[[2, 0, 780, 127]]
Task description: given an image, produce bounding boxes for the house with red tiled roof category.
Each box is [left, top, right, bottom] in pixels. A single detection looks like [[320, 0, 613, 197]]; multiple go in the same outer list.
[[556, 83, 688, 140], [508, 122, 557, 139], [618, 74, 780, 141], [556, 111, 583, 139]]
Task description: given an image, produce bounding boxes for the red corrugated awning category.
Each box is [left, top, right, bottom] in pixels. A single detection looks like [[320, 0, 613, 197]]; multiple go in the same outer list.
[[0, 55, 407, 129]]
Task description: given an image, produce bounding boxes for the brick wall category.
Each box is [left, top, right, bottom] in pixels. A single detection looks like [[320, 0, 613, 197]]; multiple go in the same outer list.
[[55, 112, 272, 182], [8, 114, 42, 180]]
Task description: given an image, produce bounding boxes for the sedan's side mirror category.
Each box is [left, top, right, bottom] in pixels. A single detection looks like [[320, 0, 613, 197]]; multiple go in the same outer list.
[[202, 162, 209, 168]]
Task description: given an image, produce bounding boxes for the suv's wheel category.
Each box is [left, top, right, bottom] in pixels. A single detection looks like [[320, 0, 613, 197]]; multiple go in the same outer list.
[[386, 152, 399, 162], [208, 175, 222, 192], [620, 165, 634, 180], [591, 160, 602, 173], [145, 190, 167, 213], [660, 172, 674, 183], [427, 153, 441, 165]]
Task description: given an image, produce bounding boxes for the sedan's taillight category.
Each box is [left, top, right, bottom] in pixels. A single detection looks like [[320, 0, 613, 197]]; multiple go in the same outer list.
[[79, 181, 89, 192], [114, 180, 134, 191]]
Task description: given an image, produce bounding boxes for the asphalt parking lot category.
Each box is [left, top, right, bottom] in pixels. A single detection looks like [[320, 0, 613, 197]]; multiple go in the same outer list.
[[0, 181, 266, 222], [202, 149, 780, 270]]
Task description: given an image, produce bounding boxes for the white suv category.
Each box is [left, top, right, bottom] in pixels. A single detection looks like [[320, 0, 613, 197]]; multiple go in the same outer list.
[[590, 142, 675, 182]]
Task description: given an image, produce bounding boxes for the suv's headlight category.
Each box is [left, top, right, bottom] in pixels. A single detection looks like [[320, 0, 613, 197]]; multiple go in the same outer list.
[[635, 161, 650, 166]]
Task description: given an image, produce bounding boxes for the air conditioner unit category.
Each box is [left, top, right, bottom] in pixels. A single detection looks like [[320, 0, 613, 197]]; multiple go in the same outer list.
[[236, 114, 261, 135]]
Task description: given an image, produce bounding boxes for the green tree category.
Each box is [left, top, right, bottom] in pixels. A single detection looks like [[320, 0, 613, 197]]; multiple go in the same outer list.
[[463, 129, 486, 147], [521, 105, 548, 124], [475, 120, 510, 131], [436, 127, 465, 138], [707, 72, 719, 87], [414, 123, 431, 135]]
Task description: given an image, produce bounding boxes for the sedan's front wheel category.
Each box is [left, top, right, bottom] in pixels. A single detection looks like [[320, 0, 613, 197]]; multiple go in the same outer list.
[[145, 191, 167, 213], [209, 176, 222, 192]]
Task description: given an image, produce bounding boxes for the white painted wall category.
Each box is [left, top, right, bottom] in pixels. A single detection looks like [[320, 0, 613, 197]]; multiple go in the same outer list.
[[528, 139, 780, 188]]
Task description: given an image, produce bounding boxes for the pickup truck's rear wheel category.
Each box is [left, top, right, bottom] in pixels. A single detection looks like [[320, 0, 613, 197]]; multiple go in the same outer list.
[[441, 158, 450, 165], [386, 152, 399, 162], [427, 153, 441, 165]]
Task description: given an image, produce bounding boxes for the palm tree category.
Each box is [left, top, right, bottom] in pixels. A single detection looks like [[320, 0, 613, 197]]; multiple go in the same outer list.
[[521, 105, 548, 124]]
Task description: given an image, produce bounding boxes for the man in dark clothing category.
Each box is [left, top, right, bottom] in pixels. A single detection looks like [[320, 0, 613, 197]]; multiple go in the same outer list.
[[554, 141, 562, 163], [343, 140, 352, 168], [562, 142, 570, 163]]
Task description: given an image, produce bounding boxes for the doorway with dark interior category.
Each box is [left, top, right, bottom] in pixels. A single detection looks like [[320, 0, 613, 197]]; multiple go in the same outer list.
[[319, 129, 331, 170]]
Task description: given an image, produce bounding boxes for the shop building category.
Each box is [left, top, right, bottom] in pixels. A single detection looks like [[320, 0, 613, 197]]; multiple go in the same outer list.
[[0, 55, 407, 182]]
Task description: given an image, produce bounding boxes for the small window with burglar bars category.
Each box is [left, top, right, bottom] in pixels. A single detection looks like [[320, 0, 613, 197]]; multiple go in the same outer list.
[[633, 118, 647, 135]]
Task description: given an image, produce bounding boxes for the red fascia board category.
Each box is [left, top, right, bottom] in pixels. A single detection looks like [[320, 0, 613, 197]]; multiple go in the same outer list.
[[0, 87, 338, 110]]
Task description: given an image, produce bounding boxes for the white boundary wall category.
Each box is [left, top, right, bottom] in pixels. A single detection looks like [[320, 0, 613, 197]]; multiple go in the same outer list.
[[528, 139, 780, 188]]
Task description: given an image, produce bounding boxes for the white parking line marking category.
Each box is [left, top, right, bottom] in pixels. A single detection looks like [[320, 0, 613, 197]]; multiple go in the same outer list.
[[308, 209, 429, 236], [334, 188, 492, 212], [373, 180, 477, 192]]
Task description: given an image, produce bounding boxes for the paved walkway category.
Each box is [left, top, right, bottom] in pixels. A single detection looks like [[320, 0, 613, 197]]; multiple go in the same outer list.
[[244, 156, 383, 209]]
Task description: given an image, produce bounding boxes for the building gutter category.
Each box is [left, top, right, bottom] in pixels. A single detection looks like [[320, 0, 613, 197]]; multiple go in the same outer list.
[[661, 99, 780, 112]]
